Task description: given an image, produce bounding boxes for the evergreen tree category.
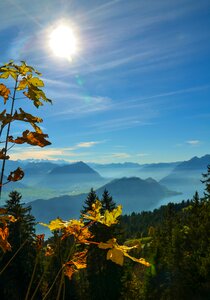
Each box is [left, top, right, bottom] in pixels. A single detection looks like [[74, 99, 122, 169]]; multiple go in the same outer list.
[[0, 191, 40, 300], [82, 189, 122, 300], [101, 189, 116, 212], [81, 188, 97, 217], [202, 165, 210, 198]]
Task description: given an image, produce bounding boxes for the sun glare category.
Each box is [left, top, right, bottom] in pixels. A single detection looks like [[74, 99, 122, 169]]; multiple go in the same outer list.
[[49, 25, 77, 60]]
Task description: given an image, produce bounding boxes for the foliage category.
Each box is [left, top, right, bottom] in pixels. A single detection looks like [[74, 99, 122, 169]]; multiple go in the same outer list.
[[0, 191, 42, 300], [0, 61, 52, 196]]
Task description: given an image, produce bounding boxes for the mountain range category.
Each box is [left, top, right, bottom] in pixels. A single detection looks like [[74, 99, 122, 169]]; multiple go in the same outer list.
[[160, 154, 210, 198], [30, 176, 179, 224], [1, 154, 210, 215]]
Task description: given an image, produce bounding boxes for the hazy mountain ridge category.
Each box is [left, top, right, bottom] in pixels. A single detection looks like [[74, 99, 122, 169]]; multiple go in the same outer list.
[[29, 177, 178, 223], [2, 155, 209, 204], [160, 154, 210, 198]]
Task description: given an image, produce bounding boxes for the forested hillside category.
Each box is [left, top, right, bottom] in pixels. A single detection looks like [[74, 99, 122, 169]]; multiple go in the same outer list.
[[1, 166, 210, 299]]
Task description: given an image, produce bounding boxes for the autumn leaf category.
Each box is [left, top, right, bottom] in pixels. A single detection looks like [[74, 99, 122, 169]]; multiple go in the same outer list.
[[64, 250, 87, 280], [24, 86, 52, 108], [7, 167, 24, 182], [0, 149, 10, 160], [28, 77, 44, 87], [40, 218, 65, 231], [123, 253, 151, 267], [82, 200, 122, 227], [17, 78, 28, 90], [8, 130, 51, 147], [107, 248, 124, 266], [0, 110, 13, 128], [64, 265, 74, 280], [45, 244, 54, 256], [0, 83, 10, 104], [0, 208, 7, 215], [103, 205, 122, 226], [61, 219, 93, 243], [0, 226, 12, 252], [98, 238, 151, 267], [71, 250, 87, 269], [0, 67, 17, 80]]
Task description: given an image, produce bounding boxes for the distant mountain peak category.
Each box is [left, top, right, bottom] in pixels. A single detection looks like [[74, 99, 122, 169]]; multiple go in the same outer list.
[[49, 161, 101, 176]]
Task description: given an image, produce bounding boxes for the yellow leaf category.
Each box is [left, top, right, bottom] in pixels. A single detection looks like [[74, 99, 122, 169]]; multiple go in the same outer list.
[[103, 205, 122, 226], [64, 265, 74, 280], [17, 78, 28, 90], [124, 252, 151, 267], [107, 248, 124, 266], [28, 77, 44, 87], [40, 218, 65, 231], [98, 238, 116, 249]]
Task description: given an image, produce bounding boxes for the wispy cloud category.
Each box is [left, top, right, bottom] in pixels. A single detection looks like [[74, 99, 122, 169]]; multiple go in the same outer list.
[[52, 95, 112, 118], [10, 140, 103, 161], [111, 153, 131, 159], [76, 141, 101, 148], [186, 140, 200, 145], [137, 153, 149, 157]]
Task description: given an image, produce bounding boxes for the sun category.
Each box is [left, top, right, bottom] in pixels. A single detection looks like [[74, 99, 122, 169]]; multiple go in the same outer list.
[[49, 25, 77, 60]]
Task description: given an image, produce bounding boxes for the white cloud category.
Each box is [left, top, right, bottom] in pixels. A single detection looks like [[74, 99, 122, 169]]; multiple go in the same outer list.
[[76, 141, 101, 148], [186, 140, 200, 145], [136, 153, 149, 157], [111, 152, 131, 159]]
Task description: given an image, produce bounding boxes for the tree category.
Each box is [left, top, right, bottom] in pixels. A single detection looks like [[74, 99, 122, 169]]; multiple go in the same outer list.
[[0, 191, 42, 300], [202, 165, 210, 199], [0, 61, 52, 198], [82, 189, 122, 300], [81, 188, 97, 217], [101, 189, 116, 213]]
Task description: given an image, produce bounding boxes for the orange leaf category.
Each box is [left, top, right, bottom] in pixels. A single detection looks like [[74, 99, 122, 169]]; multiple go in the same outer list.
[[8, 130, 51, 147], [0, 83, 10, 104], [0, 226, 11, 252]]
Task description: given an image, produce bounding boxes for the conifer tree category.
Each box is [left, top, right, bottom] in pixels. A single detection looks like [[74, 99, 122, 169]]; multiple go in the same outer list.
[[82, 189, 122, 300], [101, 189, 116, 213], [0, 191, 40, 300], [202, 165, 210, 198], [81, 188, 97, 217]]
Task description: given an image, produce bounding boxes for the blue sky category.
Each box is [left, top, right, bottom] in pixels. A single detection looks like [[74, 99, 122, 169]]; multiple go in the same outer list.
[[1, 0, 210, 163]]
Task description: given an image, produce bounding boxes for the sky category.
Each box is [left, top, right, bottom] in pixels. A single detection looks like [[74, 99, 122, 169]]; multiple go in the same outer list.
[[0, 0, 210, 164]]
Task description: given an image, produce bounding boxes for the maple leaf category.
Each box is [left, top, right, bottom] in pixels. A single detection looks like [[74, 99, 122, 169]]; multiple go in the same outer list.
[[62, 219, 93, 243], [8, 130, 51, 147], [83, 200, 122, 227], [7, 167, 24, 182], [107, 248, 124, 266], [40, 218, 65, 231], [0, 83, 10, 104]]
